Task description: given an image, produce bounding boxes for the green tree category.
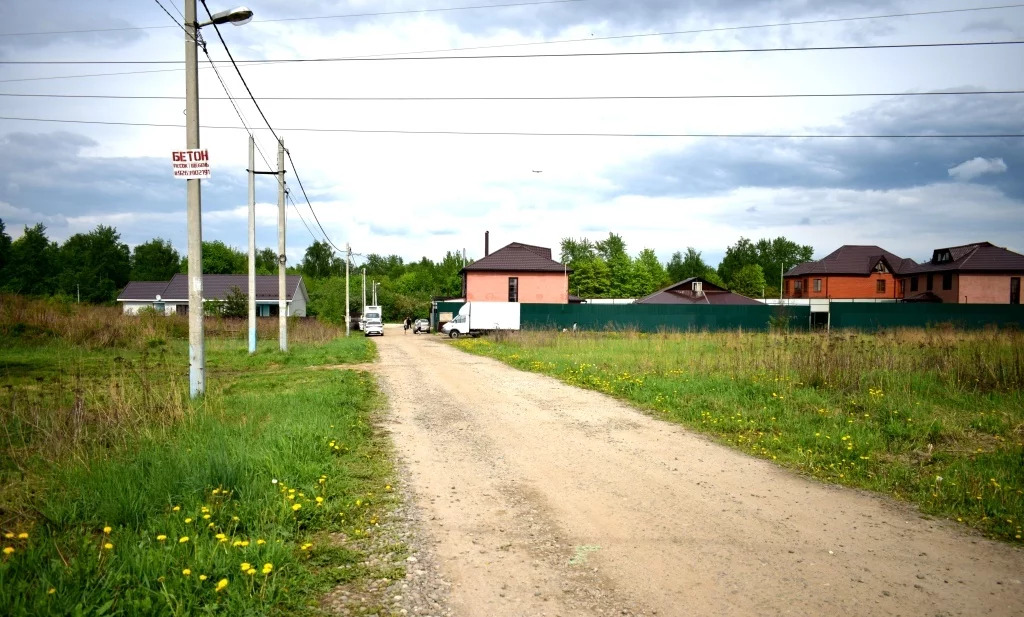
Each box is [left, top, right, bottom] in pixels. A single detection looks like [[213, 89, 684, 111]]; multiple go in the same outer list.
[[754, 237, 814, 296], [221, 285, 248, 318], [631, 248, 669, 296], [1, 223, 58, 296], [729, 263, 766, 298], [560, 237, 597, 265], [595, 233, 632, 297], [54, 225, 131, 303], [702, 267, 726, 288], [300, 240, 342, 279], [131, 238, 181, 281], [0, 219, 11, 274], [571, 259, 611, 298], [180, 240, 246, 274], [717, 237, 759, 285], [256, 248, 277, 275], [667, 247, 709, 282]]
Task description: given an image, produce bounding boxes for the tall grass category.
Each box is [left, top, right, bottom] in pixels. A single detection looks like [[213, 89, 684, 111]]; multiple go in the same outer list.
[[457, 329, 1024, 543], [0, 296, 390, 615]]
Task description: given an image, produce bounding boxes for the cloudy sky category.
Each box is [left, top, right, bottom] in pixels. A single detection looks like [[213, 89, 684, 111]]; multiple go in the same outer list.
[[1, 0, 1022, 269]]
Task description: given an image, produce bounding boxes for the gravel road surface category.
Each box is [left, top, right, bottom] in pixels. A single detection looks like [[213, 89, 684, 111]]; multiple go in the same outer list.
[[368, 326, 1024, 617]]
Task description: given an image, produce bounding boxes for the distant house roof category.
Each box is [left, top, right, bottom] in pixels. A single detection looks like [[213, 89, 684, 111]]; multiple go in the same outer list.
[[117, 274, 305, 302], [786, 245, 916, 277], [636, 277, 763, 306], [904, 242, 1024, 274], [119, 281, 173, 301], [461, 242, 571, 274]]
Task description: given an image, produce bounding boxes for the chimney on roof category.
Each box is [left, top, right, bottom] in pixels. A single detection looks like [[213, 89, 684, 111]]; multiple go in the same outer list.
[[485, 231, 489, 257]]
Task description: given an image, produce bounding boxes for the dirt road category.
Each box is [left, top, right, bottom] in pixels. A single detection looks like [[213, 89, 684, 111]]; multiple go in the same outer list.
[[372, 327, 1024, 616]]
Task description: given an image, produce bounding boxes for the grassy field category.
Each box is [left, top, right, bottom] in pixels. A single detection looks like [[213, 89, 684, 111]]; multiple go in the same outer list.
[[0, 296, 394, 616], [454, 329, 1024, 544]]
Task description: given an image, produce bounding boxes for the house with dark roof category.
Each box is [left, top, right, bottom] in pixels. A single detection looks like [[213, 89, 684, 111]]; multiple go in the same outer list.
[[636, 277, 762, 306], [117, 274, 309, 316], [460, 240, 570, 303], [783, 245, 917, 300], [898, 242, 1024, 304]]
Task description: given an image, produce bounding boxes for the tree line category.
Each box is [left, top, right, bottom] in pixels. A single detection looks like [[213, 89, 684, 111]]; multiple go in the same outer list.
[[0, 219, 813, 322], [561, 233, 813, 299]]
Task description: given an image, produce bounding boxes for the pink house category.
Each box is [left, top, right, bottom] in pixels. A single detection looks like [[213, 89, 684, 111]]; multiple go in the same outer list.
[[461, 241, 571, 304], [899, 242, 1024, 304]]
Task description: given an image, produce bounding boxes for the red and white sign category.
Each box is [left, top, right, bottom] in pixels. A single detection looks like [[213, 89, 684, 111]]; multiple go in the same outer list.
[[172, 149, 211, 179]]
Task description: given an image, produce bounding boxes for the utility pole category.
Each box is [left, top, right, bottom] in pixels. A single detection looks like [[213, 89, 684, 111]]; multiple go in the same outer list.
[[247, 135, 256, 354], [277, 137, 287, 352], [345, 243, 351, 337], [185, 0, 205, 397]]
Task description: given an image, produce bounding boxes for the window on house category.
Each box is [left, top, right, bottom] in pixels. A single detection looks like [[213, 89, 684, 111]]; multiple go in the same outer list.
[[784, 280, 789, 294], [876, 279, 886, 294], [1011, 277, 1020, 305], [926, 274, 934, 291], [898, 280, 905, 295], [794, 280, 803, 292], [813, 279, 822, 292], [942, 273, 953, 290], [910, 277, 919, 292], [508, 277, 519, 303]]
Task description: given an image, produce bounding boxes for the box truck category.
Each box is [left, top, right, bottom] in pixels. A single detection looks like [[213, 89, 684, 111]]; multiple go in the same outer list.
[[363, 305, 384, 336], [441, 302, 521, 338]]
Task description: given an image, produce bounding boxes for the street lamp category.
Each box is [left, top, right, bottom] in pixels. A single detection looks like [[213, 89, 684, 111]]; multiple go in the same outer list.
[[185, 2, 252, 398]]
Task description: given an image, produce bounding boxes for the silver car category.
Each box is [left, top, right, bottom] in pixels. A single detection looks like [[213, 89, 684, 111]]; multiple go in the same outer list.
[[413, 318, 430, 334]]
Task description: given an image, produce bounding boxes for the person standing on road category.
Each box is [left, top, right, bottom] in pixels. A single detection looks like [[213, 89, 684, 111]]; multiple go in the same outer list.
[[404, 316, 411, 334]]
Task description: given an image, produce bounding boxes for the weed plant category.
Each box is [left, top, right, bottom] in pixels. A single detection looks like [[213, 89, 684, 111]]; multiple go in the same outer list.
[[457, 329, 1024, 543], [0, 296, 389, 615]]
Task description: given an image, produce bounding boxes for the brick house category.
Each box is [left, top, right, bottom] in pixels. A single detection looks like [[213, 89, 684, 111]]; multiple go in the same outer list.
[[899, 242, 1024, 304], [783, 245, 917, 300], [461, 241, 570, 303]]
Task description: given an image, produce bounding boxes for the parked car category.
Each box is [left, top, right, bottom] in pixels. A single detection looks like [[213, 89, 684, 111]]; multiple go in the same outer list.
[[413, 318, 430, 334]]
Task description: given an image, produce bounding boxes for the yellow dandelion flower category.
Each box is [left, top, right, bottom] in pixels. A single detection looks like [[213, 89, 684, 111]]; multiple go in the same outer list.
[[3, 533, 12, 539], [2, 547, 13, 555], [47, 588, 55, 594], [292, 504, 302, 511], [201, 507, 209, 513], [207, 523, 214, 529], [199, 574, 208, 581], [315, 497, 324, 504], [156, 535, 167, 542], [246, 568, 256, 576], [103, 526, 112, 534], [240, 562, 251, 572], [202, 514, 210, 520], [215, 533, 227, 540], [300, 542, 312, 550], [232, 516, 240, 522], [179, 536, 189, 543], [184, 518, 193, 524], [239, 540, 249, 547], [103, 543, 113, 550], [262, 562, 273, 573], [232, 540, 243, 547], [172, 506, 180, 512], [17, 533, 28, 539], [215, 578, 228, 592], [182, 569, 191, 576], [256, 539, 266, 545]]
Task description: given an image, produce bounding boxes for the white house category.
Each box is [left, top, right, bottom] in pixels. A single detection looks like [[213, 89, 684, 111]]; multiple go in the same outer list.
[[117, 274, 308, 317]]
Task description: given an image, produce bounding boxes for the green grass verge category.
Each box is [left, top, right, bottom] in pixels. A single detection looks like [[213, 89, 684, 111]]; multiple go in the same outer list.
[[0, 336, 394, 616], [453, 330, 1024, 544]]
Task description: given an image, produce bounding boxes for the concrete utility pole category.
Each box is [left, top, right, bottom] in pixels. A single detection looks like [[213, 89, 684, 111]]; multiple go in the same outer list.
[[277, 137, 287, 352], [780, 263, 785, 304], [345, 243, 351, 337], [185, 0, 205, 397], [247, 135, 256, 354], [362, 269, 366, 311]]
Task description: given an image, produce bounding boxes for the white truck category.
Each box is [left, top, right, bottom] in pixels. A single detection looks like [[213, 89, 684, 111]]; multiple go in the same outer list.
[[441, 302, 521, 338], [363, 305, 384, 336]]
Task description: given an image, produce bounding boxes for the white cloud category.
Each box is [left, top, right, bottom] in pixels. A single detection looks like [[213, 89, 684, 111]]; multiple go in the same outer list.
[[947, 157, 1008, 182]]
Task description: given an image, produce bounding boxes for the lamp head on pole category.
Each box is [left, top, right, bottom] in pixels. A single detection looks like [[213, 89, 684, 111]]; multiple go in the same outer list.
[[199, 6, 253, 28]]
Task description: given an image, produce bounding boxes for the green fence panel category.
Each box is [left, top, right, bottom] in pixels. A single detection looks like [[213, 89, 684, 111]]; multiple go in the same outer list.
[[430, 301, 466, 330], [520, 303, 809, 333], [830, 303, 1024, 330]]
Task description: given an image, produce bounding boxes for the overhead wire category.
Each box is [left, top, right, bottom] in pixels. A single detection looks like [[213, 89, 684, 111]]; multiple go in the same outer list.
[[2, 90, 1023, 101], [5, 39, 1024, 64], [0, 0, 592, 36], [200, 0, 340, 251], [3, 115, 1021, 138]]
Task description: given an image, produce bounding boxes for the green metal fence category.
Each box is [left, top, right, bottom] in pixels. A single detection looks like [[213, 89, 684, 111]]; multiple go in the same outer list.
[[520, 304, 809, 333], [829, 303, 1024, 330]]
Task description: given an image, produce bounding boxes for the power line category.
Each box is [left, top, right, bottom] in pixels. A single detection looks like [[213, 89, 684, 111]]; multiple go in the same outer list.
[[286, 151, 344, 254], [3, 90, 1022, 101], [3, 115, 1021, 138], [0, 0, 591, 36], [286, 193, 321, 243], [6, 39, 1024, 64]]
